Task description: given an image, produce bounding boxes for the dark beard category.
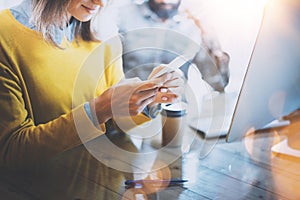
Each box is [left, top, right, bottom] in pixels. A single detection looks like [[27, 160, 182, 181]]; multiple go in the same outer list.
[[148, 0, 181, 20]]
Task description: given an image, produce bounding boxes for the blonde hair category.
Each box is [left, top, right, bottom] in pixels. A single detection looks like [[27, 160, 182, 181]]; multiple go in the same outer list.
[[31, 0, 99, 47]]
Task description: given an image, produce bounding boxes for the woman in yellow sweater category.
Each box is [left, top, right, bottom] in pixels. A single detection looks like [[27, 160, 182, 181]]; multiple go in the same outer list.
[[0, 0, 183, 166]]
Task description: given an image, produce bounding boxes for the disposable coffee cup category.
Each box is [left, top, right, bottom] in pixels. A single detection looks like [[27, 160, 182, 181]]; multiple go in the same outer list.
[[161, 102, 187, 147]]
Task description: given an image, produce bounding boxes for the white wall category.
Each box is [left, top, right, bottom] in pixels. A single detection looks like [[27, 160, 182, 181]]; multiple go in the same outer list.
[[180, 0, 266, 93], [0, 0, 22, 10]]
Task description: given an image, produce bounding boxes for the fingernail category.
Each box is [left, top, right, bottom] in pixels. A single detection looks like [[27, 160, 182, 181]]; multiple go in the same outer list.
[[162, 96, 168, 101]]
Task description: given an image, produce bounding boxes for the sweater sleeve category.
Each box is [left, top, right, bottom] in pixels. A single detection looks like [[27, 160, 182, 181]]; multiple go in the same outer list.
[[0, 61, 106, 167], [100, 37, 152, 132]]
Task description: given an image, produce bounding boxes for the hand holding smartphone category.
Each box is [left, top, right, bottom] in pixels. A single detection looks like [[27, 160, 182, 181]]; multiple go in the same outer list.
[[150, 55, 191, 79]]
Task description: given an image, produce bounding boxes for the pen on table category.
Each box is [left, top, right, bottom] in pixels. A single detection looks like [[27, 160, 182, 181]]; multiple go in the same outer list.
[[124, 178, 188, 186]]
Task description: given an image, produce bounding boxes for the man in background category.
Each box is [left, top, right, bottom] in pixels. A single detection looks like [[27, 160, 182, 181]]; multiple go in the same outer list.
[[116, 0, 230, 92]]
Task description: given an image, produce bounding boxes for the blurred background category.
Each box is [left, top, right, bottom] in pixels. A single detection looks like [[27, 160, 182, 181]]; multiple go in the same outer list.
[[0, 1, 22, 10], [0, 0, 266, 93]]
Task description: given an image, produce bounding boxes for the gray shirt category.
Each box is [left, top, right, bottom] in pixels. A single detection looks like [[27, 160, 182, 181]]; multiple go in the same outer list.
[[117, 0, 230, 92]]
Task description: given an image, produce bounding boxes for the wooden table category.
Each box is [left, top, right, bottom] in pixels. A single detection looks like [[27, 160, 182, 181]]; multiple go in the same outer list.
[[1, 96, 300, 199]]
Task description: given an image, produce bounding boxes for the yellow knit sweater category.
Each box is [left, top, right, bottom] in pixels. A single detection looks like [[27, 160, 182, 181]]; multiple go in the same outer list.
[[0, 9, 148, 166]]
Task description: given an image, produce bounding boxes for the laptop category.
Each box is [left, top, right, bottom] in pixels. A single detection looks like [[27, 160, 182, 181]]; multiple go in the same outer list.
[[188, 0, 300, 146]]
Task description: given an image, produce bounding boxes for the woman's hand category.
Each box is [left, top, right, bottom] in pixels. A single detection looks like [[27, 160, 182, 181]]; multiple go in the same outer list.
[[148, 64, 185, 104], [90, 75, 172, 124]]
